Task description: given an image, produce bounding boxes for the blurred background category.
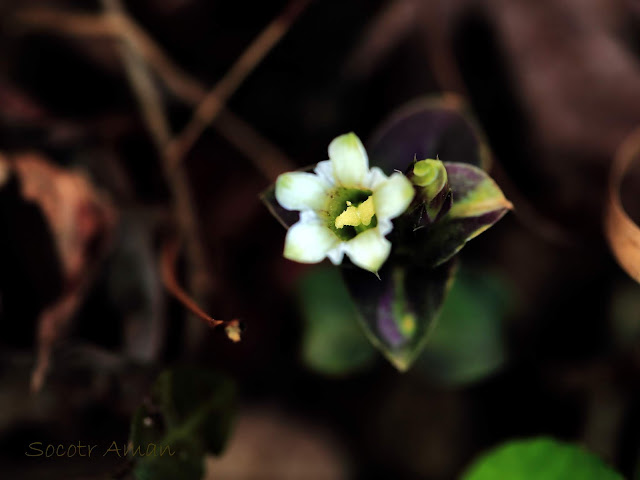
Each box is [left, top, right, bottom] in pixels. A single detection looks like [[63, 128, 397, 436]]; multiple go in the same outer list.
[[1, 0, 640, 478]]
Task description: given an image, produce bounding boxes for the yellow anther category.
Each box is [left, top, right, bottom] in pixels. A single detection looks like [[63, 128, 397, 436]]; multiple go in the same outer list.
[[335, 196, 375, 229]]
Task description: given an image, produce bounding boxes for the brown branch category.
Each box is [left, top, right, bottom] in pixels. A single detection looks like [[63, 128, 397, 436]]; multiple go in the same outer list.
[[165, 0, 311, 170], [11, 6, 297, 182], [11, 8, 205, 105], [99, 0, 204, 267], [161, 237, 242, 342], [31, 288, 83, 392], [12, 2, 303, 346], [102, 0, 171, 150], [160, 237, 222, 328], [11, 8, 117, 37], [214, 109, 294, 182], [101, 0, 216, 348]]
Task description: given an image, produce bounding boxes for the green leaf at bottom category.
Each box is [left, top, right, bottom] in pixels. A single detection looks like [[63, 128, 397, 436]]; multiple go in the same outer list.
[[416, 267, 512, 386], [297, 266, 376, 376], [130, 368, 236, 480], [462, 437, 623, 480]]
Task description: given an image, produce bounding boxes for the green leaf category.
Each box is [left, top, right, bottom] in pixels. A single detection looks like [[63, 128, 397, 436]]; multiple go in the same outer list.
[[416, 267, 512, 386], [462, 437, 623, 480], [342, 258, 457, 371], [297, 266, 376, 376], [130, 368, 236, 480]]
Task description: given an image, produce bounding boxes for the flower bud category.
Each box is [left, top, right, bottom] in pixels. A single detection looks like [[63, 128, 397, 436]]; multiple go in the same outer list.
[[409, 159, 452, 224]]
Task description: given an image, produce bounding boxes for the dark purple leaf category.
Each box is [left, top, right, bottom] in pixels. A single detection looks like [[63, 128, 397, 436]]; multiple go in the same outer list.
[[342, 258, 457, 370], [367, 96, 491, 173]]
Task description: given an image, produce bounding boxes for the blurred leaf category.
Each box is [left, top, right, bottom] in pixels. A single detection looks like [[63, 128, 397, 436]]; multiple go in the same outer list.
[[342, 259, 457, 371], [416, 267, 512, 386], [462, 437, 623, 480], [297, 266, 376, 376], [413, 162, 512, 268], [8, 153, 117, 391], [133, 435, 203, 480], [610, 280, 640, 351], [368, 94, 491, 173], [130, 368, 236, 480]]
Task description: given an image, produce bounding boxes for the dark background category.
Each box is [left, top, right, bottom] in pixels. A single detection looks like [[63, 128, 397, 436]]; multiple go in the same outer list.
[[0, 0, 640, 478]]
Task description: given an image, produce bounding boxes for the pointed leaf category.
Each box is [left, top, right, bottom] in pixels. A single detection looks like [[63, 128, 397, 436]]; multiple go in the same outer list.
[[415, 162, 512, 267], [368, 95, 491, 173], [342, 258, 457, 371], [462, 437, 623, 480]]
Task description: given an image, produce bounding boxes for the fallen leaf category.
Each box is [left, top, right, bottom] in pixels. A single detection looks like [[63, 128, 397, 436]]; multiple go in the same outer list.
[[6, 152, 117, 391], [605, 127, 640, 282]]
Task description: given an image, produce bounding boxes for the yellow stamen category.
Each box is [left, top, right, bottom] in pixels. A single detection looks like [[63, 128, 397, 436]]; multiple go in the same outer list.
[[335, 196, 375, 229]]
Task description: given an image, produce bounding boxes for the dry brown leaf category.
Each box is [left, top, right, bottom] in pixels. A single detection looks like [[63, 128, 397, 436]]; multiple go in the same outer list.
[[13, 153, 116, 284], [605, 127, 640, 282], [7, 153, 117, 391], [0, 153, 9, 187]]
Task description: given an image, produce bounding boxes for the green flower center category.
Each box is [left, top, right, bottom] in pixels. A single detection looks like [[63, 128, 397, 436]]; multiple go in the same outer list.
[[324, 187, 377, 241]]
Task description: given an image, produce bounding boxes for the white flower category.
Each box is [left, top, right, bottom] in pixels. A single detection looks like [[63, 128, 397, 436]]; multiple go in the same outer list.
[[275, 133, 415, 273]]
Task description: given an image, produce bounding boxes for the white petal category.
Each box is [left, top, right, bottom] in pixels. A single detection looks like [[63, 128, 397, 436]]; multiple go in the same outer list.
[[299, 209, 320, 223], [326, 244, 346, 265], [328, 133, 369, 187], [344, 229, 391, 273], [365, 166, 389, 190], [275, 172, 330, 211], [313, 160, 335, 186], [373, 172, 415, 220], [284, 221, 338, 264], [377, 218, 393, 237]]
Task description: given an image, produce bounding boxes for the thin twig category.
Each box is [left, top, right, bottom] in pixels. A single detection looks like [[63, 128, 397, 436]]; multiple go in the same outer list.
[[13, 1, 303, 343], [165, 0, 311, 169], [11, 9, 117, 37], [101, 0, 214, 344], [160, 238, 222, 328], [214, 109, 294, 181], [12, 6, 297, 181], [161, 237, 224, 329], [102, 0, 171, 150]]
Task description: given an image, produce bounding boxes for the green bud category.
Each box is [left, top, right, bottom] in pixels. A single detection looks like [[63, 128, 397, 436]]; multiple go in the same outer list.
[[412, 159, 447, 195], [410, 159, 452, 223]]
